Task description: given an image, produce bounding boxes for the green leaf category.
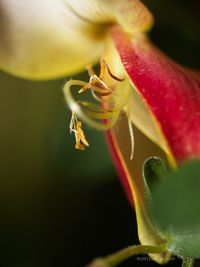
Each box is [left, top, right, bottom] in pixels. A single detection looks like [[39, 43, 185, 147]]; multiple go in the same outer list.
[[149, 160, 200, 258], [142, 157, 167, 196], [182, 257, 195, 267]]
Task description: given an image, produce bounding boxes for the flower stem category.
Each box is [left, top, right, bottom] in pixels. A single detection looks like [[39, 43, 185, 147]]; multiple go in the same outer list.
[[87, 244, 166, 267], [182, 258, 195, 267]]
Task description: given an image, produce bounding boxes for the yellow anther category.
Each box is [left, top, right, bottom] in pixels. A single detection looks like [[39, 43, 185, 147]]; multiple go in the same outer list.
[[70, 113, 89, 151], [78, 59, 124, 96]]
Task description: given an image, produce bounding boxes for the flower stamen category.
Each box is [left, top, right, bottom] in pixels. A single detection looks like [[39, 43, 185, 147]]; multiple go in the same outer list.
[[70, 113, 89, 150], [79, 59, 124, 94], [128, 116, 135, 160], [63, 59, 131, 151]]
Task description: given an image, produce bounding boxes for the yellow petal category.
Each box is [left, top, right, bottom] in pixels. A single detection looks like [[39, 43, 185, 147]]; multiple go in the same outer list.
[[67, 0, 154, 32], [105, 0, 154, 33], [0, 0, 153, 80], [0, 0, 106, 80]]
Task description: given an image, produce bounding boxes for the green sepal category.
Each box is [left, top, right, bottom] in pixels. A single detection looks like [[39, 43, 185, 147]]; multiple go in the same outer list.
[[148, 160, 200, 258]]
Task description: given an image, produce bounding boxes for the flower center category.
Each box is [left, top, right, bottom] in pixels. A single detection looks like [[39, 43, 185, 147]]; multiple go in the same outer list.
[[63, 59, 134, 158]]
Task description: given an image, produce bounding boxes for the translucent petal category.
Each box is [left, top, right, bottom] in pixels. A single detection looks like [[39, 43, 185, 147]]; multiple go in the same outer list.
[[105, 120, 172, 264]]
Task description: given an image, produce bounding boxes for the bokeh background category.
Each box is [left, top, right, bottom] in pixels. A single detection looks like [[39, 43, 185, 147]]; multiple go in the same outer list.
[[0, 0, 200, 266]]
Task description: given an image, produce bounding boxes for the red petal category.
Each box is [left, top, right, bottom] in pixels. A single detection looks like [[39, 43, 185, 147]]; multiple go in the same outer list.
[[111, 26, 200, 162], [105, 129, 134, 206], [104, 120, 171, 264]]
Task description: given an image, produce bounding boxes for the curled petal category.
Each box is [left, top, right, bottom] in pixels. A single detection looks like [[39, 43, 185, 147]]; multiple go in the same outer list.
[[108, 0, 154, 33], [67, 0, 154, 33], [111, 26, 200, 162]]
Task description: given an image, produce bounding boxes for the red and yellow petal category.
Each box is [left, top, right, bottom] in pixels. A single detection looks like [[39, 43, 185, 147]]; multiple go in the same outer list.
[[103, 25, 200, 262], [105, 119, 171, 264], [111, 26, 200, 162], [101, 35, 171, 263]]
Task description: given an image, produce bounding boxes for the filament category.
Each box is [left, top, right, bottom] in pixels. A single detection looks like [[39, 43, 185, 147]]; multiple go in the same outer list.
[[63, 79, 121, 130]]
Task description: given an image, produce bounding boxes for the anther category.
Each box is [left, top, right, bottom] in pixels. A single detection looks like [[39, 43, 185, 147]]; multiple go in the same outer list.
[[70, 113, 89, 151]]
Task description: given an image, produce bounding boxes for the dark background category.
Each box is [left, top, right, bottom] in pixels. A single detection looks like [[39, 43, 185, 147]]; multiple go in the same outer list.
[[0, 0, 200, 266]]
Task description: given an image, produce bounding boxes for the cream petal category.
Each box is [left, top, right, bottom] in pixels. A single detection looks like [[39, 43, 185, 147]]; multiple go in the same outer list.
[[67, 0, 154, 32], [0, 0, 106, 80], [0, 0, 153, 80]]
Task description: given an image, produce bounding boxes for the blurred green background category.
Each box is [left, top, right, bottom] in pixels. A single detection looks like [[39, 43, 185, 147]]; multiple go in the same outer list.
[[0, 0, 199, 266]]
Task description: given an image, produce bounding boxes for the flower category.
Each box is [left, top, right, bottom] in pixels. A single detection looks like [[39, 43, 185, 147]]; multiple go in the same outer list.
[[104, 25, 200, 263], [1, 0, 200, 264]]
